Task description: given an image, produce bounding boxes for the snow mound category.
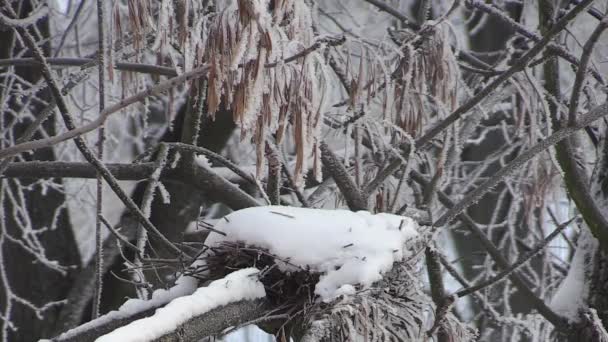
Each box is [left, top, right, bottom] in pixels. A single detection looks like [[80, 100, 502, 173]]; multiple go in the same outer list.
[[57, 272, 198, 341], [205, 206, 419, 300], [550, 229, 598, 322], [96, 268, 265, 342]]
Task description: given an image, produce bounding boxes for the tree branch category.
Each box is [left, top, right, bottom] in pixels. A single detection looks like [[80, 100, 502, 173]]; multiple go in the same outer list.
[[185, 162, 260, 210], [567, 17, 608, 124], [50, 297, 268, 342], [0, 58, 179, 76], [150, 299, 269, 342], [319, 141, 367, 211], [1, 161, 155, 179]]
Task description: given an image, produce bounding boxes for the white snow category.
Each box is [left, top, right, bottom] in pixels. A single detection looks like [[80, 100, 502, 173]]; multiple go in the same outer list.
[[206, 206, 419, 301], [549, 227, 598, 322], [96, 268, 265, 342], [57, 270, 199, 341], [222, 325, 275, 342]]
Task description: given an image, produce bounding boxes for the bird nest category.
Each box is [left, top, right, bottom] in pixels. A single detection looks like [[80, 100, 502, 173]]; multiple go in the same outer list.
[[193, 241, 476, 341]]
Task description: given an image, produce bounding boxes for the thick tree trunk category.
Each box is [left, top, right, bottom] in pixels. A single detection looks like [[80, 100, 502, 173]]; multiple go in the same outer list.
[[0, 2, 80, 341], [588, 134, 608, 331]]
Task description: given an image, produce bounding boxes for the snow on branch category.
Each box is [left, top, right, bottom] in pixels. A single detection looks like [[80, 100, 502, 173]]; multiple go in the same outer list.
[[51, 272, 199, 342], [96, 268, 266, 342]]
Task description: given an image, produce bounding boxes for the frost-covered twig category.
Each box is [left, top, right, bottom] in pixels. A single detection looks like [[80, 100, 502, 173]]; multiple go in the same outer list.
[[165, 143, 256, 185], [567, 17, 608, 125], [92, 0, 109, 318], [0, 57, 179, 76], [132, 144, 170, 299], [99, 215, 141, 254], [0, 2, 47, 28], [361, 0, 418, 30], [52, 0, 87, 56], [0, 99, 56, 176]]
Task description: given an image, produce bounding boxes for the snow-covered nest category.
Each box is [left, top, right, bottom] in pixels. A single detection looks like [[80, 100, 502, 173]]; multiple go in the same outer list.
[[200, 206, 476, 341], [204, 206, 420, 301]]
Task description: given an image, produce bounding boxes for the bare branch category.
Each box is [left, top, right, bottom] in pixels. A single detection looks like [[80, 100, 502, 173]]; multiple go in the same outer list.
[[319, 141, 367, 211], [568, 17, 608, 125], [0, 58, 179, 77], [0, 66, 210, 160], [1, 162, 156, 180], [0, 2, 47, 28]]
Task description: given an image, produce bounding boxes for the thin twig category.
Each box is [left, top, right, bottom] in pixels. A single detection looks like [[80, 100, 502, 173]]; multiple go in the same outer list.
[[53, 0, 87, 57], [0, 58, 179, 76], [164, 142, 256, 185], [92, 0, 108, 319], [567, 17, 608, 125], [98, 215, 141, 254]]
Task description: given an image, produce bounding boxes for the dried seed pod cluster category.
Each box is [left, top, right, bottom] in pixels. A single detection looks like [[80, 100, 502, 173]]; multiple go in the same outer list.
[[204, 0, 328, 183]]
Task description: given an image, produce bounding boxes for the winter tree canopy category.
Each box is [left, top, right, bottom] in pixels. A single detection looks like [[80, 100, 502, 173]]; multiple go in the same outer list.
[[1, 0, 608, 341]]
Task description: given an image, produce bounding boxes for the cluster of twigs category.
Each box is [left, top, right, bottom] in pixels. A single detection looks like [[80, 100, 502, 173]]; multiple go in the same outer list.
[[205, 241, 319, 310]]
